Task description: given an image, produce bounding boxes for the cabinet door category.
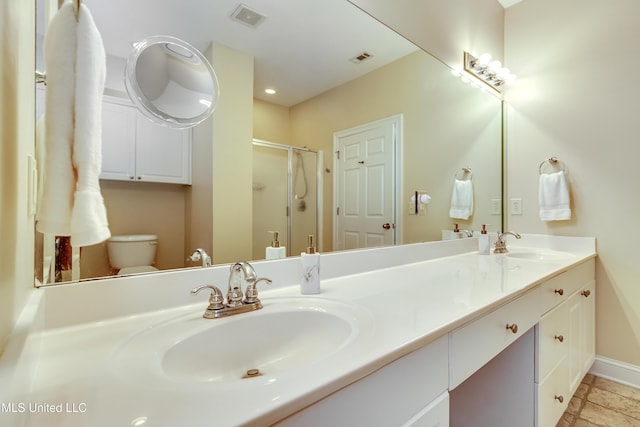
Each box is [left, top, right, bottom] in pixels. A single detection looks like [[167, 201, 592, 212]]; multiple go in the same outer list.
[[580, 281, 596, 375], [101, 100, 137, 181], [135, 116, 191, 184], [568, 281, 596, 394]]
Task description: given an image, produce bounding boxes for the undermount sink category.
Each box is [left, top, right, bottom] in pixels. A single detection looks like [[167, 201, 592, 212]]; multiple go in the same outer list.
[[111, 297, 371, 385], [506, 249, 575, 262]]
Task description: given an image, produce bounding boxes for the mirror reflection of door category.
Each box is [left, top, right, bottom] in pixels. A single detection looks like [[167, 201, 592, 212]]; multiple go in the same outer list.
[[334, 115, 399, 250]]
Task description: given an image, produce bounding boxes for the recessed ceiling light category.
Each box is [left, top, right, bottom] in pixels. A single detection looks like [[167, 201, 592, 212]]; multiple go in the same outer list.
[[265, 88, 276, 95]]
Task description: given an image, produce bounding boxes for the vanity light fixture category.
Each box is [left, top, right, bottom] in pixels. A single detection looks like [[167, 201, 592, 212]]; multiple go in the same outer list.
[[461, 51, 516, 94]]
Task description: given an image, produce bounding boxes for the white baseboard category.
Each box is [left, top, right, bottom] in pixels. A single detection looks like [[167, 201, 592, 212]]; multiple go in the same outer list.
[[589, 356, 640, 389]]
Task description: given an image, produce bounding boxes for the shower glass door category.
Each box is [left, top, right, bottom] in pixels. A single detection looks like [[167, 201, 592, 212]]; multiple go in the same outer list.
[[252, 140, 320, 260]]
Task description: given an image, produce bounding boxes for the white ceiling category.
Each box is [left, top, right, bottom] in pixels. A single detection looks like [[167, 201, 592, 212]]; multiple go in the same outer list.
[[79, 0, 419, 107]]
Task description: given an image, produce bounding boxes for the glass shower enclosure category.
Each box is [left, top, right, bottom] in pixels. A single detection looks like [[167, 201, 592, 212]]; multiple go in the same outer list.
[[252, 139, 322, 260]]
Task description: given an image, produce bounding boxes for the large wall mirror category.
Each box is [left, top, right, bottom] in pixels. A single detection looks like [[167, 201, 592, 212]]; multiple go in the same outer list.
[[35, 0, 503, 286]]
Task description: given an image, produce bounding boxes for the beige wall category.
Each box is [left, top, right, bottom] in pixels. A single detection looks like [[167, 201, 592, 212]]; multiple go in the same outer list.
[[290, 51, 502, 250], [209, 42, 254, 264], [0, 0, 36, 353], [504, 0, 640, 366], [254, 99, 291, 145]]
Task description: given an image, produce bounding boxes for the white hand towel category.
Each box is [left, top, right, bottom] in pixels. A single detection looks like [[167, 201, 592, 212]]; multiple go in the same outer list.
[[36, 3, 77, 236], [70, 3, 110, 246], [539, 171, 571, 221], [36, 2, 111, 246], [449, 179, 474, 220]]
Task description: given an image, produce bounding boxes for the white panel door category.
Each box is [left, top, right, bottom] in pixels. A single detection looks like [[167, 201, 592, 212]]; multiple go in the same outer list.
[[334, 116, 398, 251]]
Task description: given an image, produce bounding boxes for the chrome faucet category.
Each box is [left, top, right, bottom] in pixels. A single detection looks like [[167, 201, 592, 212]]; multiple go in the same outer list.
[[494, 231, 521, 254], [188, 248, 212, 267], [460, 229, 474, 238], [191, 261, 272, 319]]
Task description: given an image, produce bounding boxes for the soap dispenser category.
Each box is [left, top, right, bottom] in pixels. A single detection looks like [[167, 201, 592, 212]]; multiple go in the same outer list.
[[478, 224, 490, 255], [265, 231, 286, 260], [300, 234, 320, 294]]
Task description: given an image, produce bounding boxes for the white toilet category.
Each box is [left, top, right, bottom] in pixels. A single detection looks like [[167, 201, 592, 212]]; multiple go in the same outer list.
[[107, 234, 159, 275]]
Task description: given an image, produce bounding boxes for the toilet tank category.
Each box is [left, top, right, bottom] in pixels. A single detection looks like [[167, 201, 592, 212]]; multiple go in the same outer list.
[[107, 234, 158, 269]]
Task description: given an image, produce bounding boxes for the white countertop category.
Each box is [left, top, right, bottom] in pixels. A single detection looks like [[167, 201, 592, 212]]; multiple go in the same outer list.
[[0, 235, 596, 427]]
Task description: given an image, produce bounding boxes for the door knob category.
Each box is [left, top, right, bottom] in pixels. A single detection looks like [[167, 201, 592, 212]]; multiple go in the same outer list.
[[382, 223, 391, 230]]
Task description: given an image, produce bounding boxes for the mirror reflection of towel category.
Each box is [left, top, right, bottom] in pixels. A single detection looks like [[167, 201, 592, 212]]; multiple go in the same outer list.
[[449, 179, 474, 220], [36, 3, 110, 247], [539, 171, 571, 221]]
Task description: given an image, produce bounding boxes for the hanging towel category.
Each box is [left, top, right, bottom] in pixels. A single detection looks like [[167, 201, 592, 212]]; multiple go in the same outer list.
[[449, 179, 474, 220], [70, 3, 110, 246], [37, 3, 76, 236], [36, 2, 110, 247], [538, 170, 571, 221]]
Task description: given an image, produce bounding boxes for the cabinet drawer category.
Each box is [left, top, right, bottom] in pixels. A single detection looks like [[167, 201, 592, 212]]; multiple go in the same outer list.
[[276, 336, 448, 426], [537, 359, 569, 427], [402, 391, 449, 427], [537, 300, 569, 382], [449, 287, 541, 389], [539, 259, 594, 314]]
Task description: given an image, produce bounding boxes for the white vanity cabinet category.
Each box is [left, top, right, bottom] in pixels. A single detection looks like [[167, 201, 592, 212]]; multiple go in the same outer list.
[[276, 335, 450, 427], [100, 96, 192, 184], [536, 260, 596, 427]]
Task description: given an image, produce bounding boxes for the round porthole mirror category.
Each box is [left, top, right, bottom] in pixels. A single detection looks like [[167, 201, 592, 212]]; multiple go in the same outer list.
[[124, 35, 219, 129]]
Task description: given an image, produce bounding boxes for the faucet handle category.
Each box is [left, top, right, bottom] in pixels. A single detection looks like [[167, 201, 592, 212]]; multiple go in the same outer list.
[[191, 285, 225, 317], [244, 278, 272, 304]]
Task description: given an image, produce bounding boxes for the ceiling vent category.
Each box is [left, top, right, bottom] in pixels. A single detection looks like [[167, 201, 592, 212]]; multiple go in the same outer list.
[[230, 4, 266, 28], [350, 51, 373, 64]]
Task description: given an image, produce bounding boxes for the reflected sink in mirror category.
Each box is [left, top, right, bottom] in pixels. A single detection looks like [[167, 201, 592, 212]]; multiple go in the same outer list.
[[111, 297, 372, 385], [506, 249, 575, 262]]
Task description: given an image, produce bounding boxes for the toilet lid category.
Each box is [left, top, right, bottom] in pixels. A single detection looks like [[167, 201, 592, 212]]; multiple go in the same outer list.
[[118, 266, 159, 275]]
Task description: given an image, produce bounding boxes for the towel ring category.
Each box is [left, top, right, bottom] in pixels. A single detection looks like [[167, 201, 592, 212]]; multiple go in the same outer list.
[[455, 167, 473, 181], [538, 157, 566, 175]]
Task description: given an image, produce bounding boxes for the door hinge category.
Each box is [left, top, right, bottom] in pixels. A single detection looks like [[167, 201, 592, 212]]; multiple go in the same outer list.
[[286, 206, 290, 217], [335, 150, 340, 159], [336, 207, 340, 215]]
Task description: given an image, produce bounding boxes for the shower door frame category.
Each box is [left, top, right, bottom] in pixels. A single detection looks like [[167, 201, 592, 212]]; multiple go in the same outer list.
[[252, 139, 323, 254]]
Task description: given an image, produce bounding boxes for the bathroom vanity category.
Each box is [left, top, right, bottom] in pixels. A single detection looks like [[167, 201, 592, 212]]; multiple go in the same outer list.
[[0, 234, 595, 426]]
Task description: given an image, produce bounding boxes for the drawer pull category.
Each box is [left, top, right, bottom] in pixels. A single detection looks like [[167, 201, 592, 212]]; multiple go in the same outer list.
[[554, 288, 564, 296], [506, 323, 518, 334], [581, 290, 591, 298], [554, 395, 564, 403], [554, 335, 564, 342]]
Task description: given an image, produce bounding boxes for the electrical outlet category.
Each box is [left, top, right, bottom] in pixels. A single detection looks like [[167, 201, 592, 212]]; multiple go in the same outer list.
[[418, 203, 427, 216], [491, 199, 501, 215], [511, 198, 523, 215]]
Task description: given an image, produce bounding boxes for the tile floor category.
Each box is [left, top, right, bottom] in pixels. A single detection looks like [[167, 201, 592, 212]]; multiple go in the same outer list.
[[556, 374, 640, 427]]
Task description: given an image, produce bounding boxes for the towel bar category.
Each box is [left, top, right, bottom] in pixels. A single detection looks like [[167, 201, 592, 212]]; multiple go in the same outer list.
[[538, 157, 566, 175], [454, 167, 473, 181]]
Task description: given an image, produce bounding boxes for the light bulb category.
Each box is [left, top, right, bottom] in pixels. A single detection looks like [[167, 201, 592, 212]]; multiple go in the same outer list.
[[478, 53, 492, 66], [488, 60, 502, 72]]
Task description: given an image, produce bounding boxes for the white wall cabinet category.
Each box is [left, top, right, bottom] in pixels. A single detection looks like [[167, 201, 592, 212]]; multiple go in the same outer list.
[[100, 96, 192, 185]]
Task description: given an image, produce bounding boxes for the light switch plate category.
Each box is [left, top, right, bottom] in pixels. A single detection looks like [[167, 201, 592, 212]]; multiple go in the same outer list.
[[491, 199, 501, 215], [510, 198, 523, 215]]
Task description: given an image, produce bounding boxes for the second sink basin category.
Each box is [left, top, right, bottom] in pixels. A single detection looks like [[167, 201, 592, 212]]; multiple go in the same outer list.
[[506, 249, 575, 262], [110, 297, 372, 386]]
